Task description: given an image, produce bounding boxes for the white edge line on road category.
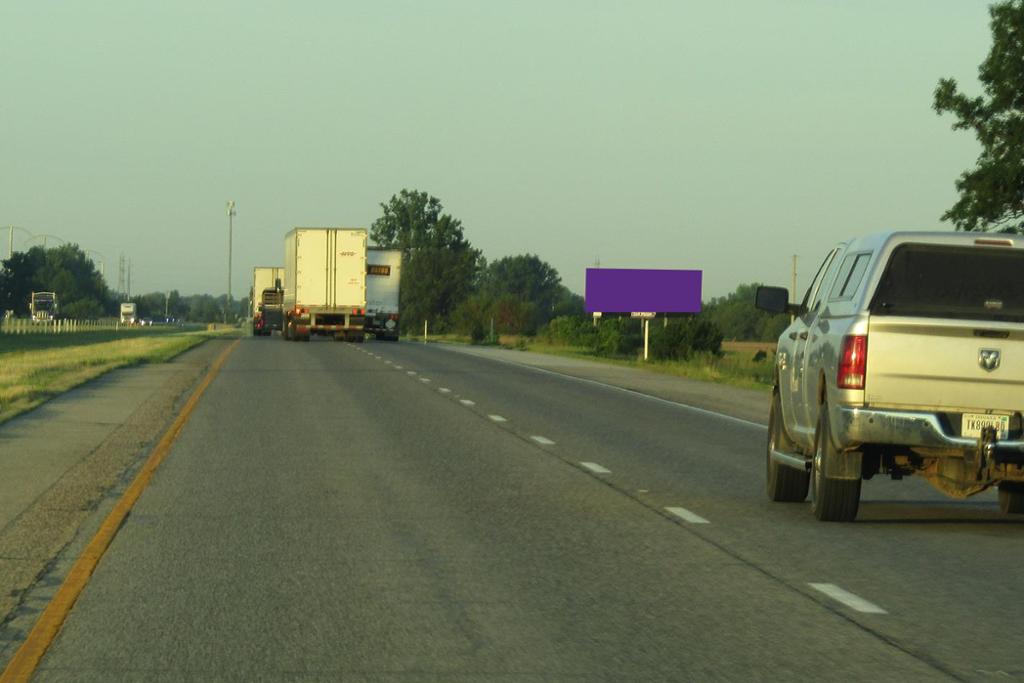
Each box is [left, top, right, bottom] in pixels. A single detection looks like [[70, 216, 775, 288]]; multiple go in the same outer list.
[[580, 461, 611, 474], [808, 583, 887, 614], [439, 388, 451, 393], [460, 399, 475, 406], [488, 414, 507, 422], [531, 435, 555, 445], [429, 345, 765, 430], [665, 506, 711, 524]]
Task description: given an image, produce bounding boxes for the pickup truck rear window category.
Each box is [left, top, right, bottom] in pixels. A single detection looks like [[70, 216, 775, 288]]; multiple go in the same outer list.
[[869, 244, 1024, 322]]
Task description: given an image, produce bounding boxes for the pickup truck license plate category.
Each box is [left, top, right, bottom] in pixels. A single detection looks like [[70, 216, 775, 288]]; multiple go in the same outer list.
[[961, 413, 1010, 439]]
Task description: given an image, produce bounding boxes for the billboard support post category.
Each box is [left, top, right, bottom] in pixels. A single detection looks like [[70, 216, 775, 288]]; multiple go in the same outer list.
[[643, 318, 649, 361]]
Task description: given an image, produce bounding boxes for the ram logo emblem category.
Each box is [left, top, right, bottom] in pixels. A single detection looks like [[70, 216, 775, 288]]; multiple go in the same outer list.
[[979, 348, 1001, 372]]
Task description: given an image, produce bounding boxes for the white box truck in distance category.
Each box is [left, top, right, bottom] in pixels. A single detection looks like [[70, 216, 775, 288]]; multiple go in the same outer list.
[[119, 302, 136, 325], [365, 248, 401, 341], [282, 228, 367, 342]]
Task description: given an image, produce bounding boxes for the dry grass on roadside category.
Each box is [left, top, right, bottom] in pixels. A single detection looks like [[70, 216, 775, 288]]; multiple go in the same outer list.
[[0, 329, 233, 424]]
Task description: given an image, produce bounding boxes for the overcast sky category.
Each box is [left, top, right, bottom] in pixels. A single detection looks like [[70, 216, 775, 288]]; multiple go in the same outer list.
[[1, 1, 993, 300]]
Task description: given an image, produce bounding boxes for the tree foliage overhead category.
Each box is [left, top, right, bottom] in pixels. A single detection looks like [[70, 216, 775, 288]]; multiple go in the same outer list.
[[934, 0, 1024, 234], [370, 189, 481, 328]]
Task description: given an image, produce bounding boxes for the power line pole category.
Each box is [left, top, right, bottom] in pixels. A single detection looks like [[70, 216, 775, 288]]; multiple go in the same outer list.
[[7, 226, 12, 260], [127, 258, 132, 299], [117, 254, 126, 298], [791, 254, 798, 322], [226, 201, 236, 324]]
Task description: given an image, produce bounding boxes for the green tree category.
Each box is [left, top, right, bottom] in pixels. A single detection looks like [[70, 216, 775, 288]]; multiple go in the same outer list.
[[0, 244, 110, 317], [479, 254, 564, 333], [934, 0, 1024, 233], [704, 283, 790, 342], [0, 249, 46, 314], [370, 189, 482, 329]]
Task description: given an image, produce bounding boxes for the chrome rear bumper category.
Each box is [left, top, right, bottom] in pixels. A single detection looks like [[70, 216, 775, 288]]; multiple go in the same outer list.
[[831, 406, 1024, 464]]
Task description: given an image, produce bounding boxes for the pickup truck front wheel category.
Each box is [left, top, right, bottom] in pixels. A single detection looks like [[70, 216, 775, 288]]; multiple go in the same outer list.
[[998, 483, 1024, 514], [766, 392, 809, 502], [811, 408, 861, 522]]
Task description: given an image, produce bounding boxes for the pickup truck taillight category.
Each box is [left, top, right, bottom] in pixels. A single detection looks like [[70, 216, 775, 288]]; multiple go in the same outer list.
[[837, 335, 868, 390]]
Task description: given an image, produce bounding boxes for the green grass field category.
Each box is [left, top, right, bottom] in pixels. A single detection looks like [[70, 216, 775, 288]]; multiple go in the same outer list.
[[0, 327, 238, 424]]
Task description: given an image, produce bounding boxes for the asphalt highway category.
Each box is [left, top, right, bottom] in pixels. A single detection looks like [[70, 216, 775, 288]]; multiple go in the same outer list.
[[25, 337, 1024, 681]]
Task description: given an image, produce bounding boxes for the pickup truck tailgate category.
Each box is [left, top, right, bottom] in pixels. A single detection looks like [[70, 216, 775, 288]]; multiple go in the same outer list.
[[866, 317, 1024, 411]]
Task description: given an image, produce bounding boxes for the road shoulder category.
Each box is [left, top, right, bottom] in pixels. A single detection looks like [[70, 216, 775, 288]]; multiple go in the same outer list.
[[0, 339, 231, 668], [432, 342, 770, 425]]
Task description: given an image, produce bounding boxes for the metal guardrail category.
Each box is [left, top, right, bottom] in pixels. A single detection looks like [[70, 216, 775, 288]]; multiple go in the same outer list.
[[0, 318, 124, 335]]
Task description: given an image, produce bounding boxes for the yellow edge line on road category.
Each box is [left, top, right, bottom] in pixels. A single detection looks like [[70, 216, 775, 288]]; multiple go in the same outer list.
[[0, 338, 240, 683]]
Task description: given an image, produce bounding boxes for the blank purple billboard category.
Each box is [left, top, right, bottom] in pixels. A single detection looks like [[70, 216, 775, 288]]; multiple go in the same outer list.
[[585, 268, 702, 313]]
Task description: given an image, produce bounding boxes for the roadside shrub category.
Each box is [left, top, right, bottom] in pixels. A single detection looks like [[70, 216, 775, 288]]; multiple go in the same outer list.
[[649, 316, 724, 361], [592, 318, 642, 357], [541, 315, 598, 347]]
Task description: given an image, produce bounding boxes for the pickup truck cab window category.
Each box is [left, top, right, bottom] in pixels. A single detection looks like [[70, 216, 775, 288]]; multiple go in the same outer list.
[[828, 251, 872, 302]]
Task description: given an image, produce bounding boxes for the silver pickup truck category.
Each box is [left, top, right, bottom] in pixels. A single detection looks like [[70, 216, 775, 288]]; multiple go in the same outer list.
[[755, 232, 1024, 521]]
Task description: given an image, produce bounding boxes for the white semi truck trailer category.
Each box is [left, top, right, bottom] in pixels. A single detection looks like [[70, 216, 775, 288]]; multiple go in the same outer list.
[[365, 248, 402, 341], [282, 228, 367, 342]]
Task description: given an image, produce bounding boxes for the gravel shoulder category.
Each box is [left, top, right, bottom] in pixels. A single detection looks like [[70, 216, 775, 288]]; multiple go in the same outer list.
[[0, 338, 230, 667]]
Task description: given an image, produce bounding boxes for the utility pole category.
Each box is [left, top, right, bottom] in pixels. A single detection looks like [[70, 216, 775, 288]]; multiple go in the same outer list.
[[7, 226, 12, 260], [791, 255, 798, 299], [790, 254, 798, 322], [127, 258, 132, 299], [226, 201, 236, 324], [117, 254, 126, 299]]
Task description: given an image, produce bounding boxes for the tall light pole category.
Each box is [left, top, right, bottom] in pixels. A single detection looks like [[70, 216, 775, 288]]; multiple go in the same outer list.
[[226, 200, 236, 324]]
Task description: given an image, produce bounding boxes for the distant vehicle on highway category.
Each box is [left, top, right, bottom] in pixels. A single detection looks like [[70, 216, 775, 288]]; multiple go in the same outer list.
[[365, 247, 401, 341], [251, 266, 285, 336], [120, 302, 137, 325], [282, 228, 367, 342], [30, 291, 57, 322], [757, 232, 1024, 521]]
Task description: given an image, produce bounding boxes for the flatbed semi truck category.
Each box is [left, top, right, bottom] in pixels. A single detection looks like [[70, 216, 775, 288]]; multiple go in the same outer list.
[[282, 228, 367, 342]]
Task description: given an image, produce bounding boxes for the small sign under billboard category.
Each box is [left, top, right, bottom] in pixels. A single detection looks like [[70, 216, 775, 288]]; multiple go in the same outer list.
[[585, 268, 702, 314]]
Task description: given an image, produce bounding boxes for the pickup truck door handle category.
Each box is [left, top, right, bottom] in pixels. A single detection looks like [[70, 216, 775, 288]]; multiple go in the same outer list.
[[788, 332, 798, 340]]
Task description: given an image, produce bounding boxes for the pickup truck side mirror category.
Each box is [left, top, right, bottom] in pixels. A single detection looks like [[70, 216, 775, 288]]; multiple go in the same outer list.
[[755, 286, 800, 316]]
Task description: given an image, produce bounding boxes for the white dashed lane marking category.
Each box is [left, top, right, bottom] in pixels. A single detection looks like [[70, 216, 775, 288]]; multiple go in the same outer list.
[[488, 415, 508, 423], [665, 506, 710, 524], [420, 377, 431, 383], [580, 462, 611, 474], [809, 584, 887, 614], [460, 399, 475, 406], [395, 365, 403, 370], [531, 436, 555, 446], [439, 388, 451, 394], [407, 371, 417, 376]]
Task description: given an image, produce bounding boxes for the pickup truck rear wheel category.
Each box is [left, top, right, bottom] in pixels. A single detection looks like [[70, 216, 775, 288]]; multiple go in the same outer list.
[[811, 408, 861, 522], [766, 392, 809, 502], [998, 483, 1024, 514]]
